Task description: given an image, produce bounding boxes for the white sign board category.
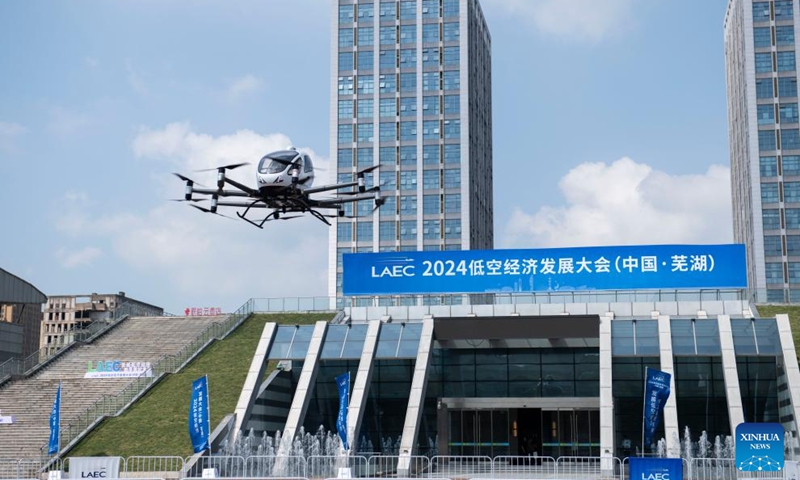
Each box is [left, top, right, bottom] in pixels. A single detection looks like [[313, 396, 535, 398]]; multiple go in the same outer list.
[[84, 361, 153, 379], [0, 415, 14, 424], [68, 457, 121, 479]]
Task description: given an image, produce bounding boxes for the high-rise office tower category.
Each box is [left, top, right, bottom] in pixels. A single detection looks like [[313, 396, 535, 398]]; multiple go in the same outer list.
[[328, 0, 493, 301], [725, 0, 800, 302]]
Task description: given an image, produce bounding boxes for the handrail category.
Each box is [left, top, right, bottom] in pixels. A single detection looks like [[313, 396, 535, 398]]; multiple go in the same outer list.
[[45, 298, 259, 461]]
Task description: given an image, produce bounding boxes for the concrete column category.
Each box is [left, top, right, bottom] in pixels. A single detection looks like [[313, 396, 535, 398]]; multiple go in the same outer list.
[[717, 314, 745, 433], [347, 319, 382, 453], [231, 322, 277, 445], [275, 321, 328, 458], [398, 318, 434, 472], [657, 315, 680, 457], [599, 314, 614, 458], [776, 314, 800, 441]]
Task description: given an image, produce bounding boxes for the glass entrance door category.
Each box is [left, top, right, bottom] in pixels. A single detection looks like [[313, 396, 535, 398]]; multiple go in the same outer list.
[[541, 409, 600, 457], [448, 409, 510, 457]]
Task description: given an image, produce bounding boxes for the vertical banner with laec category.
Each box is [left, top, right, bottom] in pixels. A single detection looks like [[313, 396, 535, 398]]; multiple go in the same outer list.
[[336, 372, 350, 451], [48, 381, 61, 455], [189, 375, 210, 453], [642, 367, 671, 449]]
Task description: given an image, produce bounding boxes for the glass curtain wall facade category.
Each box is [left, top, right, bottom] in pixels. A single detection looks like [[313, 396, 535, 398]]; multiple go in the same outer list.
[[725, 0, 800, 302], [328, 0, 494, 302]]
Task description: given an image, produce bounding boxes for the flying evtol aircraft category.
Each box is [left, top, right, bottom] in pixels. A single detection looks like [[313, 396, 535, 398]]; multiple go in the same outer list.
[[174, 147, 384, 228]]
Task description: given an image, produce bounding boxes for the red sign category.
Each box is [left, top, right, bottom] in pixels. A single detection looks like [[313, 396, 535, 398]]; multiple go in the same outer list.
[[184, 307, 223, 316]]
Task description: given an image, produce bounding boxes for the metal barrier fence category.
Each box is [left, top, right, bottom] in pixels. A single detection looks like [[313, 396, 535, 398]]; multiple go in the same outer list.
[[16, 454, 799, 480]]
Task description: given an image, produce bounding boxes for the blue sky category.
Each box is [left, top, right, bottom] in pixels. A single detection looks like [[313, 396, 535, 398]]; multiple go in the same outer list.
[[0, 0, 733, 313]]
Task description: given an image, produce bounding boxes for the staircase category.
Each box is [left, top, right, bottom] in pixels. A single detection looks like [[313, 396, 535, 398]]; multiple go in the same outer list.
[[0, 315, 223, 459]]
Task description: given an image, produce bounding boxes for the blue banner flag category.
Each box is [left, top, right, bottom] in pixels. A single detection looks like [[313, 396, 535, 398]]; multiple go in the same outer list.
[[336, 372, 350, 450], [342, 244, 747, 296], [643, 367, 671, 447], [48, 382, 61, 455], [189, 375, 210, 453]]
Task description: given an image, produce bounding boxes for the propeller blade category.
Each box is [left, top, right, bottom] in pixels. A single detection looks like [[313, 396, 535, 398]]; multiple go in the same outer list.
[[195, 162, 250, 172], [169, 198, 204, 203], [357, 165, 380, 175], [189, 204, 235, 220], [173, 173, 205, 187]]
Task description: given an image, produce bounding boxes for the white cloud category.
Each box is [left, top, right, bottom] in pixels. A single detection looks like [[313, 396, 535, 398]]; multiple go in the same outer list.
[[502, 157, 733, 249], [56, 247, 103, 268], [48, 107, 92, 139], [0, 121, 26, 151], [225, 74, 264, 102], [58, 124, 331, 306], [483, 0, 637, 42]]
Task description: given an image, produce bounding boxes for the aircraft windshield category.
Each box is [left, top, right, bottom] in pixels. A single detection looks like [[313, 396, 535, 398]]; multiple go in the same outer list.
[[258, 151, 297, 174], [266, 160, 289, 174]]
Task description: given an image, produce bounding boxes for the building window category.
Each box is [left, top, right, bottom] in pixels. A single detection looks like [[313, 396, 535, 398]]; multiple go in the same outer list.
[[338, 222, 353, 242], [444, 167, 461, 188], [753, 2, 770, 21], [338, 76, 354, 95], [379, 49, 395, 70], [339, 5, 355, 24], [761, 156, 778, 177], [755, 53, 773, 74], [400, 97, 417, 116], [444, 193, 460, 213], [787, 181, 800, 203], [339, 100, 354, 119], [761, 182, 780, 203], [357, 76, 374, 94], [400, 121, 417, 141], [379, 74, 397, 93], [380, 221, 396, 240], [423, 95, 440, 115], [754, 27, 772, 48], [443, 71, 460, 90], [380, 122, 397, 142], [788, 236, 800, 255], [759, 130, 777, 151], [766, 262, 785, 284], [340, 28, 354, 48], [399, 24, 416, 44], [339, 52, 354, 71], [356, 221, 373, 242], [400, 194, 418, 215], [444, 119, 460, 139], [357, 123, 374, 143], [443, 46, 459, 66], [400, 146, 417, 165], [785, 155, 800, 176], [444, 218, 461, 238], [400, 220, 416, 239], [400, 48, 416, 68], [444, 144, 460, 164], [380, 170, 397, 190], [422, 0, 439, 18], [357, 148, 373, 168], [422, 24, 439, 43], [338, 149, 353, 168], [423, 219, 441, 239], [784, 129, 800, 150], [338, 172, 353, 184], [758, 104, 775, 125], [380, 195, 396, 216], [357, 50, 374, 71], [400, 0, 416, 19], [357, 27, 374, 47], [357, 99, 374, 118], [781, 103, 799, 124], [787, 208, 800, 228], [423, 169, 440, 190], [400, 72, 417, 92], [423, 145, 440, 164], [339, 124, 354, 144], [380, 98, 396, 118], [423, 72, 440, 91], [778, 51, 796, 72], [443, 0, 459, 17], [775, 0, 794, 19], [764, 209, 782, 229], [400, 172, 417, 190], [380, 1, 396, 18], [443, 22, 459, 42], [423, 120, 440, 140], [380, 147, 397, 165], [758, 78, 775, 99], [380, 26, 397, 45], [780, 77, 798, 98], [423, 194, 440, 214], [777, 26, 796, 46], [764, 235, 783, 256], [767, 289, 786, 302], [423, 47, 439, 68]]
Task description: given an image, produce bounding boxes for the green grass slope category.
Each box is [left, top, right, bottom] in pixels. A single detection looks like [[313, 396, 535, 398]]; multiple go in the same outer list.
[[67, 312, 332, 458]]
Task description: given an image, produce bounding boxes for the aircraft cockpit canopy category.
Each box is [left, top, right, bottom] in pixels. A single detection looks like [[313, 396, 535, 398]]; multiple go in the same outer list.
[[258, 150, 300, 174]]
